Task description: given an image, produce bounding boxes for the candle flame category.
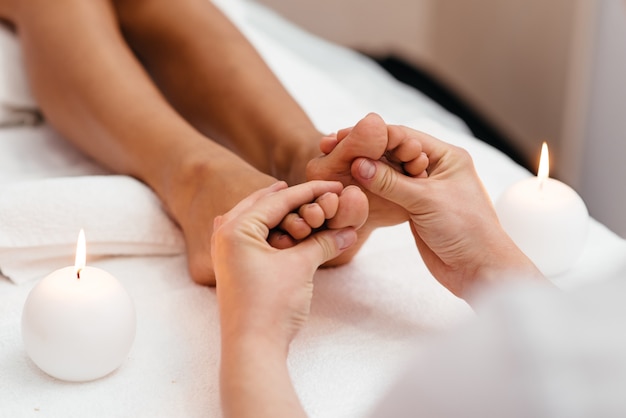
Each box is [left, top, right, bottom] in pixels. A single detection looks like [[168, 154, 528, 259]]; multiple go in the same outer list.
[[537, 142, 550, 182], [75, 229, 86, 279]]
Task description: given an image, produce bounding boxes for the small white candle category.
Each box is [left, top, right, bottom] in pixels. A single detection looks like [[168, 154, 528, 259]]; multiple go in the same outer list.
[[21, 229, 136, 382], [495, 143, 589, 276]]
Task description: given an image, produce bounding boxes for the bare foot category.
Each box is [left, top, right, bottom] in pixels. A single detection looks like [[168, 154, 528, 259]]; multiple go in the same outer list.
[[171, 114, 426, 284], [322, 121, 429, 179], [306, 113, 429, 266], [268, 185, 368, 249], [166, 152, 278, 286]]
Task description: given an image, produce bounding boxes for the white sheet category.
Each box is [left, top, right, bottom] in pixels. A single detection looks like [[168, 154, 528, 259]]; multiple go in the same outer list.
[[0, 22, 40, 127], [1, 1, 625, 417]]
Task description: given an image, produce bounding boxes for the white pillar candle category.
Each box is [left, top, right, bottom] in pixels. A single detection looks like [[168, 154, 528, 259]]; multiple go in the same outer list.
[[495, 143, 589, 277], [21, 230, 136, 382]]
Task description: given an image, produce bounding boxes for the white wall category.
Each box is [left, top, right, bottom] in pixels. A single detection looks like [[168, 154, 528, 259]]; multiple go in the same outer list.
[[574, 0, 626, 237], [252, 0, 433, 58], [256, 0, 575, 164], [255, 0, 626, 237]]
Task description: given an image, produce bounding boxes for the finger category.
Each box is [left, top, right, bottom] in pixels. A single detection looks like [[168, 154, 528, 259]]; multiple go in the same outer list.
[[414, 133, 452, 169], [386, 135, 424, 164], [386, 125, 421, 157], [220, 181, 288, 224], [253, 180, 345, 230], [268, 230, 298, 249], [294, 227, 358, 267], [387, 125, 450, 167], [320, 127, 353, 155], [320, 133, 338, 154], [403, 152, 429, 177], [351, 158, 423, 210], [336, 126, 353, 141]]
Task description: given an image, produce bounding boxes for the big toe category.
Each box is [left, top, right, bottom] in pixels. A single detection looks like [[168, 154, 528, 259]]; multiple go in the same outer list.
[[306, 113, 389, 183], [327, 185, 368, 229], [339, 113, 388, 161]]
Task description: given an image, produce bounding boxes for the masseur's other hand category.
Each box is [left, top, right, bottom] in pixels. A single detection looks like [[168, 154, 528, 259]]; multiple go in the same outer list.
[[212, 181, 359, 349], [352, 128, 544, 300]]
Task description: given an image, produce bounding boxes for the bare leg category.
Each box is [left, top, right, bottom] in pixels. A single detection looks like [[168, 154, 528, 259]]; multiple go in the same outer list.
[[2, 2, 423, 283], [8, 0, 276, 285], [112, 0, 321, 183]]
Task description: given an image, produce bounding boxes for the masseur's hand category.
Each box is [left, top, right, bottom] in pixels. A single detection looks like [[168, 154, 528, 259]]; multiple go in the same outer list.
[[212, 180, 359, 344], [212, 180, 361, 418], [351, 128, 545, 301]]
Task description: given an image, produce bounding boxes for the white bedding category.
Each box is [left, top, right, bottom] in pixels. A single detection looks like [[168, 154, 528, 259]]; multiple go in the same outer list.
[[1, 1, 626, 417]]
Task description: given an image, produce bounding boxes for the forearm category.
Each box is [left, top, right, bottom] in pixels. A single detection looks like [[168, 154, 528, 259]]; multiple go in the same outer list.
[[221, 333, 306, 418]]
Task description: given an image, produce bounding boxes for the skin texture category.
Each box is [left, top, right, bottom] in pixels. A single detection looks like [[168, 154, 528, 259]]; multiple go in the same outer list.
[[3, 0, 314, 286], [348, 123, 545, 300], [213, 117, 546, 417], [213, 180, 364, 418], [0, 3, 426, 286], [306, 113, 430, 266]]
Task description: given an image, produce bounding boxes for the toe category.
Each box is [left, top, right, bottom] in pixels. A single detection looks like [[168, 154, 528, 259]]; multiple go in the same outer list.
[[280, 213, 312, 240], [327, 185, 368, 229], [298, 203, 326, 229]]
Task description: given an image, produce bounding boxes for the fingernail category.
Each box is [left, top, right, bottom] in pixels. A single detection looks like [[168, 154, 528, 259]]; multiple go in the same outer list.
[[336, 229, 356, 250], [358, 159, 376, 179]]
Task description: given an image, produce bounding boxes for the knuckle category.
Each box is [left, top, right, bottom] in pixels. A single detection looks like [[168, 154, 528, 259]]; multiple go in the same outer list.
[[454, 147, 474, 166], [313, 235, 335, 261], [375, 167, 397, 195]]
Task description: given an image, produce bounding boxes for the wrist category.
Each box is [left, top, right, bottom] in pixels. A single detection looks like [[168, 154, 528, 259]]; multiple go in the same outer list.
[[222, 328, 288, 363], [219, 302, 292, 358], [220, 330, 306, 418], [469, 228, 547, 294]]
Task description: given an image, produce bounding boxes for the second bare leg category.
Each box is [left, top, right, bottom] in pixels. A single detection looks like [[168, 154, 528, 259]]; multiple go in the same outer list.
[[10, 0, 277, 285], [113, 0, 322, 183]]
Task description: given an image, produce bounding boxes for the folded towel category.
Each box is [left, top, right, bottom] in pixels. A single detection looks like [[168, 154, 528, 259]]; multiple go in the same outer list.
[[0, 24, 41, 127], [0, 175, 185, 284]]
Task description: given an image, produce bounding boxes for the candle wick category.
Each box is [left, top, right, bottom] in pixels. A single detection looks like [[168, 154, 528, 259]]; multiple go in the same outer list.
[[76, 268, 82, 280]]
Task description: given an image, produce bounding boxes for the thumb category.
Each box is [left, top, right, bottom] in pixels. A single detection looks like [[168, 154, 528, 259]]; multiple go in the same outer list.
[[296, 228, 357, 267], [352, 157, 421, 209]]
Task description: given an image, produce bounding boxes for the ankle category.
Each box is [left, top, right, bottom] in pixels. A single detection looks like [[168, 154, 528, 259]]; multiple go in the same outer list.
[[156, 144, 225, 226], [270, 129, 322, 185]]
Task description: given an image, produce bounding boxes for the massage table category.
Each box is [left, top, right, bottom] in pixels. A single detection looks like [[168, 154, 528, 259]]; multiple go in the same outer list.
[[2, 1, 625, 416]]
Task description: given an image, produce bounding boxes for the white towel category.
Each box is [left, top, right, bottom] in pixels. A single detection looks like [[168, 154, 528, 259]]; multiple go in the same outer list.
[[0, 175, 185, 284], [0, 24, 40, 127]]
